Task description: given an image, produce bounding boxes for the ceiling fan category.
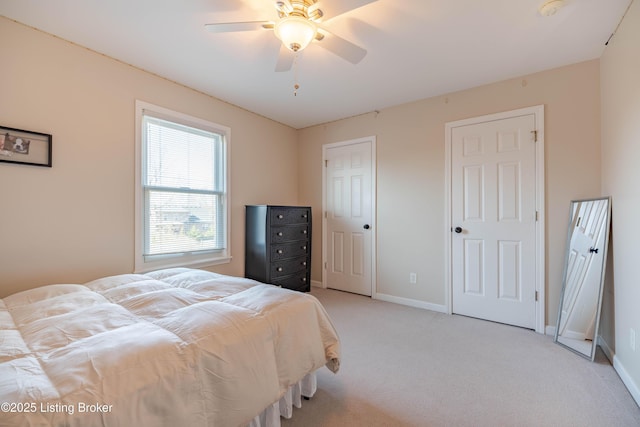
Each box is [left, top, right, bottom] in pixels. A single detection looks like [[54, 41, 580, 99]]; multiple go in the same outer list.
[[205, 0, 376, 71]]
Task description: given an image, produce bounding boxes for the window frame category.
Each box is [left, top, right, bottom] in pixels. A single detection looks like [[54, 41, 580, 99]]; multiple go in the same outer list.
[[134, 100, 231, 272]]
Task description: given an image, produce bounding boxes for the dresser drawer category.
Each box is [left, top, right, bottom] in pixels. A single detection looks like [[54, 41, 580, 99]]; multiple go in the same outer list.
[[271, 255, 308, 278], [271, 241, 309, 261], [271, 271, 309, 292], [271, 225, 309, 243], [270, 207, 310, 225]]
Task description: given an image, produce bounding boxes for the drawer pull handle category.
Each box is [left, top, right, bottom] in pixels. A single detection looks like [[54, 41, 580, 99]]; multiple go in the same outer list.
[[277, 249, 283, 254], [302, 261, 307, 266], [278, 214, 284, 219], [302, 230, 307, 234], [302, 278, 307, 282], [302, 214, 307, 218], [277, 232, 283, 236], [302, 246, 307, 250], [277, 267, 283, 272]]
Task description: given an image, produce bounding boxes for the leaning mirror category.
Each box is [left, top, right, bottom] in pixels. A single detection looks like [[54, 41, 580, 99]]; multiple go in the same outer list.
[[555, 197, 611, 360]]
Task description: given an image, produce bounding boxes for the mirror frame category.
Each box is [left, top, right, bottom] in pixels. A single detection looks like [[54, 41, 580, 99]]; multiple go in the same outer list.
[[554, 196, 611, 361]]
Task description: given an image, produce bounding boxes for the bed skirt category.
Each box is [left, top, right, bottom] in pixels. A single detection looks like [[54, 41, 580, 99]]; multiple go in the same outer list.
[[248, 372, 317, 427]]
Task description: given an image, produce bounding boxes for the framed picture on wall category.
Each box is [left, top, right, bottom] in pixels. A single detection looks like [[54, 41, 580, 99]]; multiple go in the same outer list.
[[0, 125, 52, 167]]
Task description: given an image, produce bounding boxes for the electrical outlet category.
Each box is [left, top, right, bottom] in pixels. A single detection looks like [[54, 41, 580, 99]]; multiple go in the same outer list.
[[631, 328, 636, 352], [409, 273, 417, 284]]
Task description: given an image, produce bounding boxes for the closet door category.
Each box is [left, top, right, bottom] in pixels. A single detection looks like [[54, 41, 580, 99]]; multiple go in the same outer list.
[[324, 138, 375, 296]]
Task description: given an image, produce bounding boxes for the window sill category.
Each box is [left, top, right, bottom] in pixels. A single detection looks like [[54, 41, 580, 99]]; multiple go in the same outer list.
[[134, 254, 232, 274]]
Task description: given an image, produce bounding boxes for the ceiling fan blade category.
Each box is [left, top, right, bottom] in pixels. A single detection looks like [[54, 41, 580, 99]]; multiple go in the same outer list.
[[275, 44, 295, 72], [315, 0, 378, 21], [316, 27, 367, 64], [205, 21, 272, 33]]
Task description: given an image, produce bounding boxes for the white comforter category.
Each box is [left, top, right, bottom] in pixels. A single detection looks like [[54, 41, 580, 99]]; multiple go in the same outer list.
[[0, 268, 340, 427]]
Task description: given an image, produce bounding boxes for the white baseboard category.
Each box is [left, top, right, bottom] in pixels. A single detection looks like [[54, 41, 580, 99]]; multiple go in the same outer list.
[[597, 335, 614, 363], [613, 355, 640, 407], [374, 292, 448, 314], [545, 325, 556, 336], [313, 284, 447, 314]]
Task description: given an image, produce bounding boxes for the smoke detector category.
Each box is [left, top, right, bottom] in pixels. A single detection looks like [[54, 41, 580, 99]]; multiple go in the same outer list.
[[539, 0, 566, 17]]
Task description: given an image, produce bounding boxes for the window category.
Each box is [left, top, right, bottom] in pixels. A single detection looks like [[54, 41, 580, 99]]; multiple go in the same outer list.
[[135, 101, 230, 272]]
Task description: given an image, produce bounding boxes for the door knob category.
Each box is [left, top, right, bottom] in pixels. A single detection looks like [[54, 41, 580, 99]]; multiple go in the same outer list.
[[454, 227, 462, 234], [363, 224, 370, 230]]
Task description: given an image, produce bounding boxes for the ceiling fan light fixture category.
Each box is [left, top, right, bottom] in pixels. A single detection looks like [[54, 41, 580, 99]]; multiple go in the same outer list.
[[274, 15, 317, 52]]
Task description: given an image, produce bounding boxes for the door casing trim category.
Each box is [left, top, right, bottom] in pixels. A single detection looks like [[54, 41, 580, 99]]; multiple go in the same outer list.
[[322, 136, 377, 298], [444, 105, 545, 333]]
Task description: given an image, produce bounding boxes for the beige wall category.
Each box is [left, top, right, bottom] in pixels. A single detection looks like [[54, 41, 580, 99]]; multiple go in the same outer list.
[[0, 16, 608, 335], [601, 0, 640, 401], [298, 60, 602, 326], [0, 18, 299, 297]]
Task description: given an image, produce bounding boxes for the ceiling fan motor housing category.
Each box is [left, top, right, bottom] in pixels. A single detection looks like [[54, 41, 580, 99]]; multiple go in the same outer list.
[[276, 0, 323, 21]]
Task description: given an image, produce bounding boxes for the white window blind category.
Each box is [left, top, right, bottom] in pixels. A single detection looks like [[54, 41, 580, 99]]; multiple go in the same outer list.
[[142, 114, 226, 259]]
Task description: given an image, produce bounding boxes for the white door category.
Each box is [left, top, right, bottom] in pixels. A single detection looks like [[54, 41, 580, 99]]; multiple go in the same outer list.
[[323, 137, 375, 296], [450, 113, 538, 329]]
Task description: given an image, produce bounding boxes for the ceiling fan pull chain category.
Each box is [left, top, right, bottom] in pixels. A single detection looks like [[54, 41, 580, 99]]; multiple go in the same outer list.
[[293, 53, 300, 96]]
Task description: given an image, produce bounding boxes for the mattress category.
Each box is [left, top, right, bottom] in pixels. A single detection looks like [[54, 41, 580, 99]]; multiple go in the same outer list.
[[0, 268, 340, 426]]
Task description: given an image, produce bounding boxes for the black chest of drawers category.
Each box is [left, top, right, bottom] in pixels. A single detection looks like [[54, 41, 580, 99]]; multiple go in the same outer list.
[[245, 205, 311, 292]]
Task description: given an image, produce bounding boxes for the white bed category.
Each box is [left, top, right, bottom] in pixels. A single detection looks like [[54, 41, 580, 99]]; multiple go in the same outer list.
[[0, 268, 340, 427]]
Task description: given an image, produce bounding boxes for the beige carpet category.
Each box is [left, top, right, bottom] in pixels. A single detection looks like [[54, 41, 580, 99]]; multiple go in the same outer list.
[[282, 287, 640, 426]]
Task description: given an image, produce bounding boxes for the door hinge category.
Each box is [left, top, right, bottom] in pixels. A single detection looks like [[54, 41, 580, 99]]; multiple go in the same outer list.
[[535, 211, 539, 221], [324, 262, 327, 269], [325, 159, 328, 167], [535, 291, 539, 302], [324, 211, 327, 218], [531, 130, 538, 142]]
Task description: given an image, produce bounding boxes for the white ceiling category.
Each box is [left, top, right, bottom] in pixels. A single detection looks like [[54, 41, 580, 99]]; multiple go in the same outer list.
[[0, 0, 632, 129]]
